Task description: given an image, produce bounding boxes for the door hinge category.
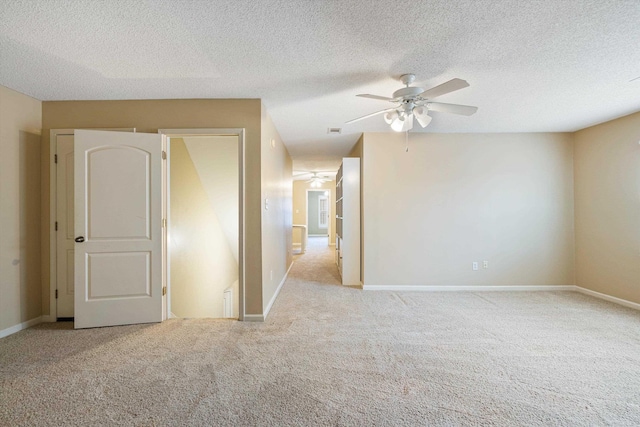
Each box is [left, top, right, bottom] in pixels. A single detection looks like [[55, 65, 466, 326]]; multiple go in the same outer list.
[[54, 154, 58, 163], [55, 289, 58, 299], [161, 151, 167, 160], [55, 221, 58, 231], [162, 218, 167, 228], [162, 286, 167, 296]]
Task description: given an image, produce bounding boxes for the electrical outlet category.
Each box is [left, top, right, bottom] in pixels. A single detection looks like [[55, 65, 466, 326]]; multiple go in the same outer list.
[[483, 260, 488, 269], [472, 262, 479, 271]]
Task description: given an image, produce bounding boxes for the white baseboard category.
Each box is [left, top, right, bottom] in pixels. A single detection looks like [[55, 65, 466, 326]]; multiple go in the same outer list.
[[362, 285, 575, 292], [362, 284, 640, 312], [263, 262, 294, 321], [41, 315, 56, 322], [575, 286, 640, 311], [0, 316, 43, 339], [243, 314, 265, 322]]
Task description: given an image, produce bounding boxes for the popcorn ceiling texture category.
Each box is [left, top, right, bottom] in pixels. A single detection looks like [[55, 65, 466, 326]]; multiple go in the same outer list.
[[1, 0, 640, 161], [1, 238, 640, 425]]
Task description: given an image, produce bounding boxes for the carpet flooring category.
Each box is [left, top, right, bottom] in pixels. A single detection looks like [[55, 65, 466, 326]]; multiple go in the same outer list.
[[2, 237, 640, 426]]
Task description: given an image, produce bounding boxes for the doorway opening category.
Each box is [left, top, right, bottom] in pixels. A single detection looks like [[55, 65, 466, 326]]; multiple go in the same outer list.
[[306, 189, 330, 247], [162, 131, 243, 320]]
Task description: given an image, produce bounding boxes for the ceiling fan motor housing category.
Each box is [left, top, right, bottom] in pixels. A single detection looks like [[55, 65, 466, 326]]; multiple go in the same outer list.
[[392, 86, 425, 99], [400, 73, 416, 86]]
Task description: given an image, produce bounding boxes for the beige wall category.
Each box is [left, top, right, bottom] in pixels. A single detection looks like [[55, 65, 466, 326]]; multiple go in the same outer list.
[[0, 85, 42, 332], [185, 136, 240, 264], [574, 111, 640, 304], [349, 135, 363, 158], [260, 104, 293, 315], [170, 138, 238, 318], [292, 180, 336, 245], [362, 132, 575, 287], [41, 99, 267, 315]]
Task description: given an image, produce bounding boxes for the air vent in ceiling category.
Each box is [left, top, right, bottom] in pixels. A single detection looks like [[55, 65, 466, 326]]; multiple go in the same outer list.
[[327, 127, 342, 134]]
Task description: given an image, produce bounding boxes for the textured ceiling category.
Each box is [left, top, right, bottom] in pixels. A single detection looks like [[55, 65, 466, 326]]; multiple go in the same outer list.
[[2, 0, 640, 173]]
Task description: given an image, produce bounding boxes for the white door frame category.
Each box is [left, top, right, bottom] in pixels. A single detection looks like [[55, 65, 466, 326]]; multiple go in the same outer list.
[[49, 128, 246, 322], [305, 188, 331, 239], [159, 129, 246, 321], [48, 128, 135, 322]]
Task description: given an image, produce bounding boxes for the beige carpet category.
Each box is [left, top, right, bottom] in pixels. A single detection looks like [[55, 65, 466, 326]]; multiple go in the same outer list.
[[2, 237, 640, 426]]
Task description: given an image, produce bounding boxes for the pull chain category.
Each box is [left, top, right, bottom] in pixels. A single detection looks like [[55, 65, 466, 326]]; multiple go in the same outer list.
[[405, 131, 409, 152]]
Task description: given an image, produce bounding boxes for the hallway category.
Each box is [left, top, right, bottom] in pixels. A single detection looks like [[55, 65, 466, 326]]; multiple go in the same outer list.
[[291, 236, 341, 287]]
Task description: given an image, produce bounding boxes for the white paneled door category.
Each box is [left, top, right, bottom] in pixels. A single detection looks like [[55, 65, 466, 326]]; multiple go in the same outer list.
[[319, 195, 328, 229], [74, 130, 163, 329]]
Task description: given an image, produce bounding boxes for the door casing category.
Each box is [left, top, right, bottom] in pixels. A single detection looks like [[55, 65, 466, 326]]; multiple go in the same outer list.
[[48, 128, 246, 323], [305, 188, 331, 239], [159, 128, 246, 322]]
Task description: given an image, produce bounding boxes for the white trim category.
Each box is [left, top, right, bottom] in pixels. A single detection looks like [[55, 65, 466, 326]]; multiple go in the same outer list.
[[41, 315, 55, 323], [575, 286, 640, 311], [0, 316, 42, 339], [243, 314, 265, 322], [362, 285, 576, 292], [162, 134, 169, 321], [263, 261, 294, 320]]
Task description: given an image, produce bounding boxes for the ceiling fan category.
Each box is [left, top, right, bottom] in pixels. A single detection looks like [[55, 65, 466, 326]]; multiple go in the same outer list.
[[293, 171, 333, 188], [346, 74, 478, 132], [306, 172, 330, 187]]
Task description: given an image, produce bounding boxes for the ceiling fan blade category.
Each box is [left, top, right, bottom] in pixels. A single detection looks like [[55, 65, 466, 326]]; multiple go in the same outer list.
[[356, 94, 397, 102], [425, 102, 478, 116], [420, 78, 470, 100], [345, 108, 396, 124]]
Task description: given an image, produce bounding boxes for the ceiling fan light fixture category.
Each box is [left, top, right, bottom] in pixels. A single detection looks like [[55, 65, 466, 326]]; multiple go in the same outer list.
[[384, 110, 399, 124], [390, 115, 405, 132], [391, 114, 414, 132], [402, 114, 414, 132], [414, 106, 432, 128]]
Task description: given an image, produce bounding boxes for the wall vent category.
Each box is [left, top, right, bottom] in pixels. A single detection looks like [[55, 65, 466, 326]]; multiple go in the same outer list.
[[327, 127, 342, 134]]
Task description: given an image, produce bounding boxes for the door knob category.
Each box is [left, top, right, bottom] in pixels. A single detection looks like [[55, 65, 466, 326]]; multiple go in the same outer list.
[[75, 236, 85, 243]]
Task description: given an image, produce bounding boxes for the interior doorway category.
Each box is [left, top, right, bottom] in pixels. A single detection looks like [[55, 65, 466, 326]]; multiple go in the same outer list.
[[49, 128, 245, 326], [306, 189, 330, 246], [164, 133, 241, 319]]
